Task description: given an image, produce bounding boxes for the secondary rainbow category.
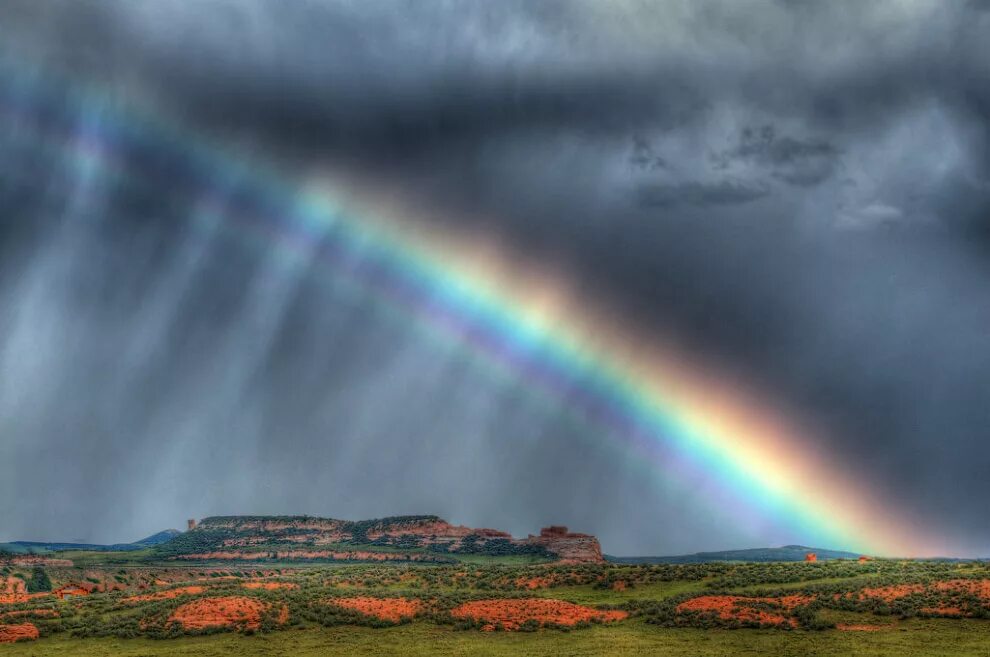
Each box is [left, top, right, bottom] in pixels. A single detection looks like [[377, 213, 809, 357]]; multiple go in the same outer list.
[[0, 62, 948, 557]]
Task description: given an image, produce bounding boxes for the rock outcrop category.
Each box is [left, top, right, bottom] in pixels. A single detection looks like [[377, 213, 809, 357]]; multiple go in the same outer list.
[[157, 515, 604, 563], [523, 527, 604, 564]]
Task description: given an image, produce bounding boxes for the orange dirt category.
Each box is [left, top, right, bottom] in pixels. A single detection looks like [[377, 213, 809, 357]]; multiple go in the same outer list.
[[0, 610, 57, 620], [0, 593, 50, 605], [124, 586, 206, 603], [0, 623, 39, 643], [921, 605, 965, 616], [330, 597, 422, 623], [852, 580, 990, 606], [837, 623, 893, 631], [514, 577, 554, 590], [53, 584, 95, 600], [675, 595, 812, 627], [858, 584, 926, 602], [932, 579, 990, 600], [451, 599, 628, 631], [242, 582, 298, 591], [0, 578, 26, 596], [168, 596, 266, 630]]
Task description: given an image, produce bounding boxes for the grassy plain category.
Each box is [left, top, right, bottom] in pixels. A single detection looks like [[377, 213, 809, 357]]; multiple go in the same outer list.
[[3, 557, 990, 655], [4, 618, 990, 657]]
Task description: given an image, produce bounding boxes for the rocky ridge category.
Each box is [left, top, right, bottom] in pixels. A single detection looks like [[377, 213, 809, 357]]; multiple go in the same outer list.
[[156, 515, 604, 564]]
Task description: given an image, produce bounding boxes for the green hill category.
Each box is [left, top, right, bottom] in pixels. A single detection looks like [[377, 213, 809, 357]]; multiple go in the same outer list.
[[608, 545, 864, 563]]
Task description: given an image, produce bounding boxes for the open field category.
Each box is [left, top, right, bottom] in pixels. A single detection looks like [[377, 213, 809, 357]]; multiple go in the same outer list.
[[3, 556, 990, 655], [4, 619, 990, 657]]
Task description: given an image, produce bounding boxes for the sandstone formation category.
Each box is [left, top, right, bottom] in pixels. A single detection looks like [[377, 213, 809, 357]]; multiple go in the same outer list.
[[164, 515, 604, 563], [522, 526, 604, 564]]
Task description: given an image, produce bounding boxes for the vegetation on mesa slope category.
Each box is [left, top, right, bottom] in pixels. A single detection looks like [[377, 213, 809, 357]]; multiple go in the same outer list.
[[26, 566, 52, 593], [152, 515, 554, 562]]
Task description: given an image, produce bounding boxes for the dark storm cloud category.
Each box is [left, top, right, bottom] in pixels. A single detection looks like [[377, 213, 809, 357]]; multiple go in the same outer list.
[[713, 126, 840, 188], [2, 1, 990, 555], [636, 179, 769, 208]]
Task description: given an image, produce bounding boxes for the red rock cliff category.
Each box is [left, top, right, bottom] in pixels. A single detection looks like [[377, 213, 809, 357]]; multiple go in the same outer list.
[[523, 526, 604, 564]]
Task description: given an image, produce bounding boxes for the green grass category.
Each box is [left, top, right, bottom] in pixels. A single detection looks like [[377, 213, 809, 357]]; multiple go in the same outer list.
[[448, 554, 551, 566], [725, 575, 876, 594], [528, 580, 708, 605], [45, 546, 547, 568], [3, 619, 990, 656], [46, 550, 156, 568]]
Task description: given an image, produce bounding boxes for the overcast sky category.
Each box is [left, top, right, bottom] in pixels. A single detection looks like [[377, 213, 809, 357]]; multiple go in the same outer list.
[[1, 1, 989, 556]]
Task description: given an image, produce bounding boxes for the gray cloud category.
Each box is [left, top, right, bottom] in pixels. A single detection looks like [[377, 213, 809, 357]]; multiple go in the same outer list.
[[636, 179, 769, 208], [715, 125, 840, 187]]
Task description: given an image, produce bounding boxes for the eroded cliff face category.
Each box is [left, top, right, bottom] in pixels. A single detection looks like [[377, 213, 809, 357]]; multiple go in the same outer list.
[[523, 527, 604, 564], [174, 550, 445, 562], [364, 519, 510, 542], [170, 515, 603, 563]]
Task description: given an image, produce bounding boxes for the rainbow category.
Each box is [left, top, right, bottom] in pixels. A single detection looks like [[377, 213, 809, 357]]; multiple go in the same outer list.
[[0, 61, 948, 557]]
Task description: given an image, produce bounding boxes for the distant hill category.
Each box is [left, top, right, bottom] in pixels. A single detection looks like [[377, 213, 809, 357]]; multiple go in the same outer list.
[[133, 529, 182, 546], [607, 545, 864, 564], [1, 540, 145, 553], [0, 528, 183, 554]]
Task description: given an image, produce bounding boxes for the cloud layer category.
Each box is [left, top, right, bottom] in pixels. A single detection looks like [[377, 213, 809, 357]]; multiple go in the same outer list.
[[1, 1, 989, 555]]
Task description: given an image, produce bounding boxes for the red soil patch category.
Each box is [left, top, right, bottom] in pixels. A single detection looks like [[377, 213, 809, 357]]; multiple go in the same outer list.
[[330, 597, 422, 623], [53, 583, 98, 599], [856, 580, 990, 604], [0, 593, 50, 605], [0, 610, 58, 620], [932, 579, 990, 601], [514, 577, 553, 590], [242, 582, 298, 591], [451, 599, 628, 631], [168, 596, 266, 630], [0, 623, 39, 643], [0, 578, 25, 596], [921, 605, 965, 617], [836, 623, 893, 631], [858, 584, 926, 602], [124, 586, 206, 603], [676, 595, 812, 627]]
